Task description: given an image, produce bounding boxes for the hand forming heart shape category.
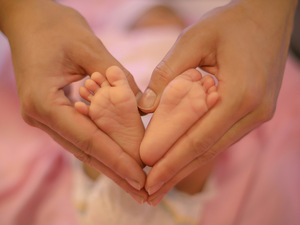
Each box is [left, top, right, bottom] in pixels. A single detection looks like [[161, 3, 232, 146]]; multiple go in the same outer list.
[[75, 66, 219, 205], [5, 0, 294, 206]]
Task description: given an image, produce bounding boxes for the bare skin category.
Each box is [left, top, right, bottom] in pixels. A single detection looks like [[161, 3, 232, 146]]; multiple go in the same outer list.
[[75, 66, 145, 168], [140, 69, 219, 167], [0, 0, 146, 201], [1, 0, 296, 207], [139, 0, 298, 204], [75, 66, 218, 206]]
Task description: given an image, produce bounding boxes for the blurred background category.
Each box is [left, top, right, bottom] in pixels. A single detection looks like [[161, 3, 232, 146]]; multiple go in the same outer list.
[[0, 1, 299, 225]]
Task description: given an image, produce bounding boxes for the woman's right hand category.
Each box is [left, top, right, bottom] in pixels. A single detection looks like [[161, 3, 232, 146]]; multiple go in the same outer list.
[[0, 0, 147, 203]]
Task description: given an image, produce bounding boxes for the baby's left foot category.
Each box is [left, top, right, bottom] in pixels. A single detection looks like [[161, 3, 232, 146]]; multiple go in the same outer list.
[[140, 69, 219, 166], [75, 66, 144, 166]]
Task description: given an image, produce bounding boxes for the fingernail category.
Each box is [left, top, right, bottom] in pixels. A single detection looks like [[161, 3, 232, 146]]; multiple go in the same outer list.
[[138, 88, 156, 109], [149, 195, 164, 207], [129, 193, 146, 205], [147, 182, 164, 195], [126, 178, 141, 191], [135, 91, 142, 102]]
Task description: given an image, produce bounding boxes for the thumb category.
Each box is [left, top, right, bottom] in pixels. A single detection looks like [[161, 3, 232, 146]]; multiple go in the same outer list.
[[137, 27, 210, 113]]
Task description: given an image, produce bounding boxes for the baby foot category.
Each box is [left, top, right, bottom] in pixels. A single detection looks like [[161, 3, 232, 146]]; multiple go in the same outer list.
[[75, 66, 145, 166], [140, 69, 219, 166]]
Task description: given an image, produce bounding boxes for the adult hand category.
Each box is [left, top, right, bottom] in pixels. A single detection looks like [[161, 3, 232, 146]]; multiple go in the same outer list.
[[138, 0, 297, 203], [0, 0, 147, 201]]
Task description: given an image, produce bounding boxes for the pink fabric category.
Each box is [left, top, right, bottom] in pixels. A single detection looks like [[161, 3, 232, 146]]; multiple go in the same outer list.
[[0, 52, 78, 225]]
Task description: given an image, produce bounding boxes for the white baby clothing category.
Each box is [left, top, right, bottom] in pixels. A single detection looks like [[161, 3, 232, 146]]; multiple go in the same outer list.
[[79, 174, 216, 225]]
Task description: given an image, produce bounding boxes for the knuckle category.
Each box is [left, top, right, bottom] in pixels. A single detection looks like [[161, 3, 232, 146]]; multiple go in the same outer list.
[[153, 60, 175, 85], [20, 97, 36, 117], [20, 97, 44, 127], [19, 91, 52, 123], [240, 87, 262, 111], [21, 110, 36, 127], [198, 150, 218, 163], [264, 106, 276, 121], [74, 150, 91, 164], [233, 84, 266, 118], [160, 163, 177, 179], [84, 137, 94, 156], [235, 78, 266, 110], [257, 103, 276, 123], [189, 136, 212, 157], [110, 151, 126, 171], [244, 94, 260, 110], [168, 177, 182, 190], [74, 133, 94, 157], [70, 128, 99, 158], [240, 84, 277, 123]]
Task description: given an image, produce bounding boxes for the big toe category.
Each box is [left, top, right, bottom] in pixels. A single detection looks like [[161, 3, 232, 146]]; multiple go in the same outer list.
[[106, 66, 129, 87]]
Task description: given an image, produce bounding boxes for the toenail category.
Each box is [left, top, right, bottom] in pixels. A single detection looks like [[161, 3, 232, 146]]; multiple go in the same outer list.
[[138, 89, 156, 110]]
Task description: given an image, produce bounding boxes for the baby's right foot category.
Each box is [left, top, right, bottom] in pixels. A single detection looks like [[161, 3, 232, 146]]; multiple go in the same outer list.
[[140, 69, 219, 166], [75, 66, 145, 168]]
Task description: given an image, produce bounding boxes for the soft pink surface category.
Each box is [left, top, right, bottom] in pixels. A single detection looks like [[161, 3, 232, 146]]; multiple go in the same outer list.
[[0, 52, 79, 225], [0, 0, 299, 224]]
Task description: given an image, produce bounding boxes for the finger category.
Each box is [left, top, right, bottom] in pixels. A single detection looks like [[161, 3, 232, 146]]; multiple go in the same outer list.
[[145, 104, 265, 197], [142, 99, 233, 194], [147, 156, 213, 206], [89, 155, 148, 203], [54, 106, 146, 189], [23, 112, 147, 198], [27, 97, 146, 190], [22, 111, 92, 160], [146, 158, 204, 206], [143, 61, 265, 193], [138, 27, 216, 112]]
